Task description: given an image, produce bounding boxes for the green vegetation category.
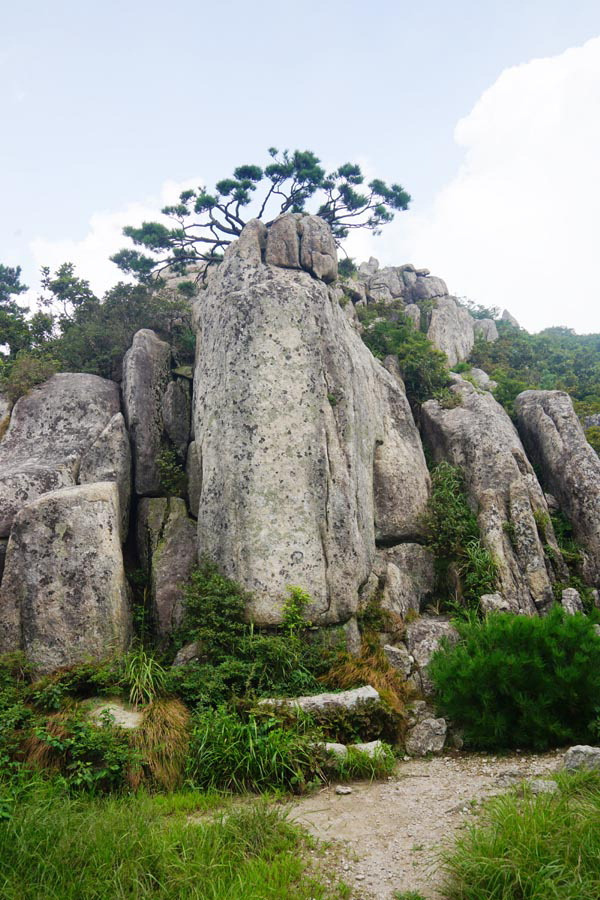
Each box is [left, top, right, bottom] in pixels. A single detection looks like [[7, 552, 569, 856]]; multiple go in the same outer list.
[[0, 265, 194, 400], [443, 772, 600, 900], [112, 148, 410, 279], [357, 302, 452, 405], [424, 461, 497, 611], [429, 607, 600, 750], [471, 321, 600, 423], [0, 779, 349, 900], [156, 447, 187, 497]]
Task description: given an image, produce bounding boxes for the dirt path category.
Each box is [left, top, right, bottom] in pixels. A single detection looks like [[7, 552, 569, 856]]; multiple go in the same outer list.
[[289, 750, 563, 899]]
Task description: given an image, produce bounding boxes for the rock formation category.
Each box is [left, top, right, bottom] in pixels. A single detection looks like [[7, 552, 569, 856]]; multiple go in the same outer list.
[[190, 216, 431, 625], [0, 373, 123, 537], [421, 377, 564, 612], [515, 390, 600, 584], [0, 482, 131, 673]]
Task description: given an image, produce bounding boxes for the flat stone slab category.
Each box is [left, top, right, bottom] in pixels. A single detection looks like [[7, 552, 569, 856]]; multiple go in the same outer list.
[[259, 685, 380, 714], [88, 699, 144, 730]]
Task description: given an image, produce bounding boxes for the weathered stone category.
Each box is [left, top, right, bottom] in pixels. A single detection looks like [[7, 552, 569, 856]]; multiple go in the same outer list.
[[479, 592, 516, 613], [324, 742, 348, 759], [383, 644, 412, 677], [544, 492, 560, 513], [529, 779, 559, 795], [376, 543, 435, 617], [515, 390, 600, 584], [404, 304, 421, 329], [193, 219, 430, 625], [502, 309, 520, 328], [172, 641, 203, 667], [0, 393, 10, 434], [474, 318, 499, 342], [343, 617, 362, 656], [0, 482, 131, 673], [265, 214, 301, 269], [358, 257, 379, 277], [584, 414, 600, 429], [185, 440, 202, 518], [122, 329, 171, 496], [89, 700, 143, 730], [79, 412, 131, 541], [422, 378, 565, 612], [412, 275, 448, 301], [335, 785, 353, 795], [0, 374, 120, 537], [358, 572, 380, 610], [563, 745, 600, 772], [469, 367, 497, 391], [259, 685, 380, 714], [161, 379, 191, 458], [0, 539, 6, 583], [298, 215, 338, 282], [561, 587, 584, 615], [405, 717, 447, 756], [136, 498, 197, 636], [366, 267, 405, 303], [405, 617, 459, 669], [427, 297, 475, 367], [353, 739, 385, 758], [339, 279, 367, 306]]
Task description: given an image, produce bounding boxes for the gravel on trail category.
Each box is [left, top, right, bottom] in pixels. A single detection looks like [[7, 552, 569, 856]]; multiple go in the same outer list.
[[289, 750, 563, 899]]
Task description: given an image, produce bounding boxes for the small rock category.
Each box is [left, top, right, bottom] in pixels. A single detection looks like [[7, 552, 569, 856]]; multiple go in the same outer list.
[[405, 717, 447, 756], [564, 745, 600, 772], [335, 785, 353, 795], [561, 587, 584, 615], [529, 779, 558, 795], [353, 740, 385, 758], [324, 742, 348, 759]]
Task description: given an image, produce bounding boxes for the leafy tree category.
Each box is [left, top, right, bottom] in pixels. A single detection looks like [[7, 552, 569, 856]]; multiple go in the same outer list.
[[111, 148, 411, 280], [0, 265, 30, 357]]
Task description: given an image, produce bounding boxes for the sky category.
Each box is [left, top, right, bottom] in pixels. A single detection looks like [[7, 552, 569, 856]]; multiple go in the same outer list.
[[2, 0, 600, 333]]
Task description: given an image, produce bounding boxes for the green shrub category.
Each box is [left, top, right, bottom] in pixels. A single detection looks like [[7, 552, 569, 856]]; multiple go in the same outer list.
[[156, 448, 187, 497], [171, 563, 336, 707], [424, 462, 497, 610], [443, 772, 600, 899], [357, 303, 451, 405], [429, 607, 600, 750], [186, 707, 324, 792]]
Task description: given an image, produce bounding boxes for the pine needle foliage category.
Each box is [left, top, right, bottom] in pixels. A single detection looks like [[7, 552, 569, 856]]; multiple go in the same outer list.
[[429, 607, 600, 750]]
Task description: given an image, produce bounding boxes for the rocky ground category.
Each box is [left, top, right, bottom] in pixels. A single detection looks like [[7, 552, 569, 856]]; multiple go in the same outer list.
[[290, 750, 564, 899]]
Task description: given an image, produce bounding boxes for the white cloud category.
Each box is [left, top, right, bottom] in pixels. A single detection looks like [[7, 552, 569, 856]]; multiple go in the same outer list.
[[29, 176, 203, 297], [353, 36, 600, 334]]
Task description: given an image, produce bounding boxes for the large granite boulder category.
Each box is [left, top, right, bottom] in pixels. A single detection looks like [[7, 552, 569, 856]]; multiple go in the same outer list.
[[0, 374, 121, 538], [515, 390, 600, 584], [0, 482, 131, 673], [375, 543, 435, 618], [136, 497, 197, 636], [191, 216, 430, 625], [122, 329, 172, 496], [161, 380, 191, 458], [474, 318, 499, 342], [426, 297, 475, 367], [79, 412, 131, 540], [264, 214, 337, 282], [422, 377, 564, 612]]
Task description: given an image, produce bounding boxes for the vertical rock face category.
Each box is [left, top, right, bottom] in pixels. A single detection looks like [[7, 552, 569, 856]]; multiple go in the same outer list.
[[515, 390, 600, 584], [421, 377, 563, 612], [0, 374, 121, 537], [191, 216, 430, 625], [426, 297, 475, 368], [79, 412, 131, 540], [136, 498, 197, 636], [0, 482, 131, 674], [122, 329, 172, 496]]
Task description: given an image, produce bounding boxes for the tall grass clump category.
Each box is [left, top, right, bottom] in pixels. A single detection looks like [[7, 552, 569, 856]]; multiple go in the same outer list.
[[0, 779, 345, 899], [442, 772, 600, 900], [429, 606, 600, 750], [128, 697, 190, 791], [186, 707, 324, 793]]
